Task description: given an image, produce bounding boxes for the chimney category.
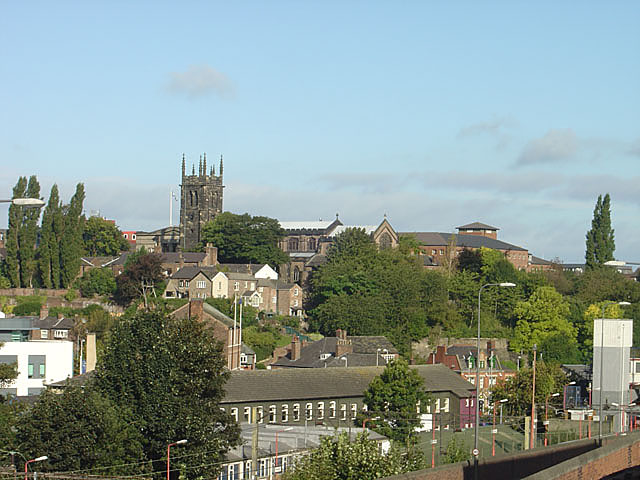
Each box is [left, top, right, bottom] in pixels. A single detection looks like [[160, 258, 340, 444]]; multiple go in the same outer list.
[[291, 335, 301, 361], [189, 299, 204, 320], [39, 307, 49, 320], [205, 243, 218, 266], [435, 345, 446, 363], [86, 333, 97, 372], [336, 336, 353, 357]]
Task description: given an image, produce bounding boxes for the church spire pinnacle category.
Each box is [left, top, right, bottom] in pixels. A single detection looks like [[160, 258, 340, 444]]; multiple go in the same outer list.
[[219, 154, 223, 179], [203, 152, 207, 176], [199, 155, 203, 177], [181, 153, 185, 177]]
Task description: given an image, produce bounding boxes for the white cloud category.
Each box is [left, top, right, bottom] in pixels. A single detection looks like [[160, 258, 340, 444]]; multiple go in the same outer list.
[[457, 116, 517, 138], [516, 128, 578, 166], [167, 65, 235, 99]]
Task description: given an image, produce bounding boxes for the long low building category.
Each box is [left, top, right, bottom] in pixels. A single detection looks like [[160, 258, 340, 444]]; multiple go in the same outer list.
[[220, 364, 476, 432]]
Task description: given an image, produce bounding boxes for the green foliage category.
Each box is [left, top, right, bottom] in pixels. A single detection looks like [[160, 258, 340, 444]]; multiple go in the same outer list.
[[283, 432, 425, 480], [37, 184, 63, 288], [14, 385, 144, 474], [491, 362, 568, 416], [13, 300, 43, 316], [443, 436, 470, 464], [5, 177, 28, 287], [115, 250, 164, 305], [59, 183, 86, 288], [538, 333, 583, 364], [205, 297, 259, 327], [74, 267, 117, 297], [242, 324, 290, 361], [0, 346, 18, 389], [95, 310, 240, 479], [512, 286, 576, 353], [83, 216, 130, 256], [585, 193, 615, 269], [199, 212, 288, 266], [363, 358, 430, 444], [0, 397, 25, 448], [457, 248, 482, 274], [18, 176, 41, 288], [63, 289, 78, 302]]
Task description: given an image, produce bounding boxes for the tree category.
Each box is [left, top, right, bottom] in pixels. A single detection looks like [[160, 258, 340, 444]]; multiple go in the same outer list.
[[95, 310, 239, 479], [83, 216, 130, 256], [199, 212, 288, 266], [443, 436, 470, 464], [18, 176, 41, 287], [37, 184, 64, 288], [59, 183, 85, 288], [363, 358, 430, 444], [74, 267, 117, 297], [114, 249, 164, 305], [5, 177, 27, 287], [585, 193, 615, 269], [14, 385, 144, 475], [282, 432, 425, 480], [511, 286, 576, 353], [0, 342, 18, 391]]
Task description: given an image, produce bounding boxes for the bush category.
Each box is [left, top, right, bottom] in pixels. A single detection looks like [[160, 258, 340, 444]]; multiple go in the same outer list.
[[13, 301, 42, 316], [74, 268, 117, 298], [64, 289, 78, 302]]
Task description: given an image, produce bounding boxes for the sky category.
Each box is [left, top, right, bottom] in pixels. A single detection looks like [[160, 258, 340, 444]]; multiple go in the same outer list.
[[1, 1, 639, 263]]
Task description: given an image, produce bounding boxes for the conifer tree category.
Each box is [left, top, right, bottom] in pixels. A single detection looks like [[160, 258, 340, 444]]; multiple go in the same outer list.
[[37, 185, 63, 288], [4, 177, 27, 287], [18, 176, 41, 287], [585, 193, 615, 269], [60, 183, 85, 288]]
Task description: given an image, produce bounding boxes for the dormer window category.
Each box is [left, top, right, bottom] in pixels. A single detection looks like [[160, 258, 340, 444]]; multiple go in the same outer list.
[[320, 353, 332, 361]]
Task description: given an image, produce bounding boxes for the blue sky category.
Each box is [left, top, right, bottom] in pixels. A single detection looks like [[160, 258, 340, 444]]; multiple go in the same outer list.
[[1, 1, 638, 263]]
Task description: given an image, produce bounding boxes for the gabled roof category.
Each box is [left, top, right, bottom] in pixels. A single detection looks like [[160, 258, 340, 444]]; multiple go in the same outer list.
[[272, 335, 398, 368], [279, 218, 342, 235], [529, 255, 553, 266], [399, 232, 527, 252], [457, 222, 499, 231], [219, 264, 266, 275], [32, 316, 75, 330], [222, 364, 474, 404], [110, 251, 206, 266], [170, 266, 218, 280]]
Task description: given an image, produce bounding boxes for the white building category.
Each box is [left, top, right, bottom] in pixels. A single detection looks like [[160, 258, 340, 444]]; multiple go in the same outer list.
[[0, 340, 73, 396]]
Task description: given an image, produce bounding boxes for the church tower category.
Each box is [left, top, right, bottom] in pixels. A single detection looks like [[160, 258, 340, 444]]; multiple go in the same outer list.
[[179, 153, 224, 250]]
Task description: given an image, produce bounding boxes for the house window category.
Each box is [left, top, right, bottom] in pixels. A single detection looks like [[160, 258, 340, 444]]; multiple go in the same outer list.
[[258, 459, 268, 478], [257, 406, 263, 423], [308, 238, 316, 251], [306, 403, 313, 420], [288, 238, 299, 251], [259, 286, 264, 293], [197, 280, 206, 288], [252, 297, 259, 307], [435, 399, 441, 413], [443, 398, 450, 413], [234, 282, 239, 291], [244, 281, 248, 288], [123, 233, 128, 239], [294, 300, 298, 307], [244, 407, 251, 423], [28, 356, 45, 379], [329, 401, 336, 418], [439, 249, 444, 255], [293, 267, 300, 282], [480, 361, 485, 369], [281, 405, 289, 422], [179, 280, 184, 287], [340, 404, 347, 420], [318, 402, 325, 420], [132, 234, 136, 240], [54, 330, 68, 339], [231, 408, 238, 422], [185, 280, 189, 287], [41, 330, 48, 339], [272, 296, 277, 304], [294, 288, 299, 296], [269, 405, 277, 423], [431, 249, 436, 255], [250, 282, 255, 290], [293, 404, 300, 421], [351, 404, 357, 419]]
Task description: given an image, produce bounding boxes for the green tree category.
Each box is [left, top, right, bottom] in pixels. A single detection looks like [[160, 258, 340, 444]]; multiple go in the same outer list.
[[491, 362, 567, 416], [199, 212, 288, 266], [60, 183, 85, 288], [283, 432, 424, 480], [0, 342, 18, 391], [585, 193, 615, 269], [512, 286, 576, 353], [74, 267, 117, 297], [5, 177, 27, 287], [37, 184, 64, 288], [83, 216, 130, 256], [95, 310, 240, 479], [363, 358, 430, 445], [18, 176, 41, 287], [443, 436, 470, 464], [14, 385, 144, 474]]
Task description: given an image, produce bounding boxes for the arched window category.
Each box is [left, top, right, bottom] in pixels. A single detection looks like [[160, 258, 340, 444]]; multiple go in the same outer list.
[[293, 267, 300, 283], [308, 238, 316, 251], [288, 238, 299, 251], [379, 232, 392, 249]]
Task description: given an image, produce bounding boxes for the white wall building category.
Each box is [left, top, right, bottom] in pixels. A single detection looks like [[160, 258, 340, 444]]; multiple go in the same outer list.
[[0, 340, 73, 396]]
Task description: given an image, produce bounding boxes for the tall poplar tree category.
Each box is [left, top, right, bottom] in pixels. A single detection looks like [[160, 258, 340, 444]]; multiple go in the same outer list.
[[4, 177, 27, 287], [585, 193, 615, 269], [37, 184, 63, 288], [60, 183, 85, 288], [18, 176, 41, 287]]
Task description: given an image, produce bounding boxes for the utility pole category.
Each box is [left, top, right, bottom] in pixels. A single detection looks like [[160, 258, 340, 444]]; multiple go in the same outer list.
[[252, 407, 258, 480]]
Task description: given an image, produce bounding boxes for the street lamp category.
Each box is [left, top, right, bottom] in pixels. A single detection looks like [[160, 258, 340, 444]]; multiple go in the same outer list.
[[474, 282, 515, 478], [24, 456, 47, 480], [562, 381, 577, 415], [362, 416, 380, 429], [340, 356, 347, 368], [275, 427, 293, 472], [376, 348, 389, 367], [167, 439, 187, 480], [0, 198, 46, 208], [545, 393, 560, 446], [598, 301, 631, 442], [492, 399, 508, 456]]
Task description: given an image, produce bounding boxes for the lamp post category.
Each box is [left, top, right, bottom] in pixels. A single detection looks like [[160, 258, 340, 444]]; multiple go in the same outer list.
[[562, 381, 576, 415], [376, 348, 389, 367], [0, 198, 46, 208], [340, 356, 347, 368], [531, 344, 537, 450], [598, 301, 631, 442], [362, 416, 380, 430], [24, 456, 47, 480], [474, 282, 515, 480], [492, 399, 508, 456], [275, 427, 293, 474], [544, 393, 560, 446], [167, 439, 187, 480]]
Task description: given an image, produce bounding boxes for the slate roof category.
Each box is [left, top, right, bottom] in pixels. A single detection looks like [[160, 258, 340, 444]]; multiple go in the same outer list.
[[306, 254, 327, 267], [170, 266, 218, 280], [110, 251, 206, 266], [457, 222, 499, 231], [446, 345, 504, 370], [272, 336, 397, 368], [279, 220, 341, 234], [529, 255, 553, 266], [32, 316, 75, 330], [399, 232, 527, 252], [222, 364, 474, 404], [220, 264, 267, 275]]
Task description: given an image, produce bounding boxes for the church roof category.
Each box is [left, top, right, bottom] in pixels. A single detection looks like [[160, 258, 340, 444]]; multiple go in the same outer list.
[[329, 225, 378, 236], [456, 222, 499, 231]]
